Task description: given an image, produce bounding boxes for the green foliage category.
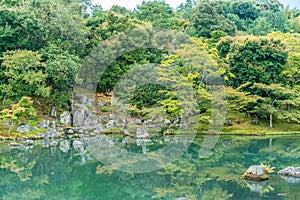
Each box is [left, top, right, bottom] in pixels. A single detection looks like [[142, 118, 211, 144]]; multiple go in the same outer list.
[[0, 96, 36, 134], [189, 0, 236, 37], [101, 106, 108, 112], [130, 84, 168, 109], [40, 44, 80, 106], [0, 50, 50, 103], [217, 36, 288, 88], [0, 5, 44, 56]]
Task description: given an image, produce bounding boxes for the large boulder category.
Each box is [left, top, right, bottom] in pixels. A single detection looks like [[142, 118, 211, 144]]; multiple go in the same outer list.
[[60, 111, 72, 125], [278, 167, 300, 178], [243, 165, 269, 180]]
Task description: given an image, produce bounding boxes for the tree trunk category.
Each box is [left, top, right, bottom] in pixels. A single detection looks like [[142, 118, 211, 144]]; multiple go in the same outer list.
[[269, 113, 273, 128]]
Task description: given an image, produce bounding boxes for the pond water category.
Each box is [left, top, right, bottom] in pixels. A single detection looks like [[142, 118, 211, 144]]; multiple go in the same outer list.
[[0, 135, 299, 200]]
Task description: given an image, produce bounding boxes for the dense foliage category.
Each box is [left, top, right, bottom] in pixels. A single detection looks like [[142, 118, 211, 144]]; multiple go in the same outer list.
[[1, 0, 300, 131]]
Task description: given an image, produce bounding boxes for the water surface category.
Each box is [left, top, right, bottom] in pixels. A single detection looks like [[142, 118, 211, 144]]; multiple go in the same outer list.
[[0, 135, 299, 199]]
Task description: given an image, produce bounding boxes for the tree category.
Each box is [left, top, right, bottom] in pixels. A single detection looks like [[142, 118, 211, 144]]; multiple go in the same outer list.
[[189, 0, 236, 37], [0, 5, 44, 56], [248, 17, 273, 35], [33, 0, 89, 57], [40, 44, 81, 106], [133, 0, 180, 29], [0, 50, 50, 104], [0, 96, 36, 134], [249, 83, 296, 128], [217, 36, 288, 88]]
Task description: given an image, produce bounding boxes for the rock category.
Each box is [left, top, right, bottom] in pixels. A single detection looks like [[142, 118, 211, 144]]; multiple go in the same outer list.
[[164, 119, 171, 124], [60, 111, 72, 125], [24, 139, 34, 146], [64, 128, 76, 135], [73, 140, 84, 151], [73, 104, 88, 126], [106, 120, 116, 129], [87, 98, 95, 105], [176, 198, 190, 200], [83, 114, 98, 126], [98, 102, 106, 107], [278, 166, 300, 178], [50, 106, 57, 117], [135, 119, 142, 125], [109, 114, 115, 120], [75, 94, 88, 104], [16, 123, 31, 133], [244, 165, 269, 180]]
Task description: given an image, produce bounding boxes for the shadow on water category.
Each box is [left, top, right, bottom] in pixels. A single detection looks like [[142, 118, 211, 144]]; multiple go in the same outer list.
[[0, 135, 299, 199]]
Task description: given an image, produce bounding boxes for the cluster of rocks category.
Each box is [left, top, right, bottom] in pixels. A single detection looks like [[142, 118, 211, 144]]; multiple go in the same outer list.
[[244, 165, 300, 182]]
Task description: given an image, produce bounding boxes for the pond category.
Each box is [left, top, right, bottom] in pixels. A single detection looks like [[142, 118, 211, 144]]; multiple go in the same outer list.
[[0, 135, 299, 200]]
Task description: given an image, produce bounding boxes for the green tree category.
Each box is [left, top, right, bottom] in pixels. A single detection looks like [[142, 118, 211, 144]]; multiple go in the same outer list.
[[0, 50, 50, 104], [189, 0, 236, 37], [217, 36, 288, 88], [33, 0, 89, 57], [133, 0, 179, 29], [0, 5, 44, 56], [40, 44, 81, 106], [249, 83, 296, 128]]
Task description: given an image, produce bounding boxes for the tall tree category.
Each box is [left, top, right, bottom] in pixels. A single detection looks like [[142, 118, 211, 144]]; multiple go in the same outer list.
[[189, 0, 236, 37]]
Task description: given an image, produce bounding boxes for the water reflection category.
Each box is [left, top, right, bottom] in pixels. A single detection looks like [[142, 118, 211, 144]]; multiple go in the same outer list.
[[0, 135, 299, 199]]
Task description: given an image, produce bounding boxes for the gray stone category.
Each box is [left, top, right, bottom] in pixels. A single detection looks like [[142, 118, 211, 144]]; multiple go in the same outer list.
[[75, 94, 88, 104], [176, 198, 190, 200], [16, 123, 31, 133], [83, 114, 98, 126], [109, 114, 115, 120], [64, 128, 75, 135], [244, 165, 269, 180], [38, 120, 49, 129], [106, 120, 116, 129], [60, 111, 72, 125], [135, 119, 142, 125], [87, 98, 95, 105], [50, 106, 57, 117], [24, 139, 34, 146], [278, 167, 300, 178], [164, 119, 171, 124], [73, 104, 88, 127], [98, 102, 106, 107]]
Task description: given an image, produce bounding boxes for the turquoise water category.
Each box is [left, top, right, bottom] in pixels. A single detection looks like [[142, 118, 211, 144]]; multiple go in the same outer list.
[[0, 135, 299, 199]]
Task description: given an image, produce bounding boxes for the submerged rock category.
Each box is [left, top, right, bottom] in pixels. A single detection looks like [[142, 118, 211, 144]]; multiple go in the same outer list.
[[278, 167, 300, 178], [244, 165, 269, 180]]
